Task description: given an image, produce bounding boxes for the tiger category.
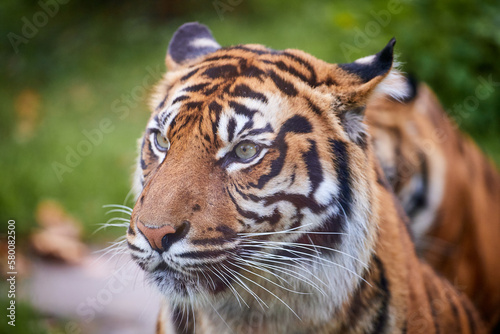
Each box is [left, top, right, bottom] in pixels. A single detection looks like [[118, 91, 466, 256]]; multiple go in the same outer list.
[[126, 22, 485, 333], [365, 80, 500, 331]]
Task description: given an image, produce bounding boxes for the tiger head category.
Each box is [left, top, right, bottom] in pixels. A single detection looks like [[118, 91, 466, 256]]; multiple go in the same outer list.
[[127, 23, 406, 317]]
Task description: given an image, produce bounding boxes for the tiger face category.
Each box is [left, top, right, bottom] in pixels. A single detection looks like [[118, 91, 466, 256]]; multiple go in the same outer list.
[[127, 23, 405, 316]]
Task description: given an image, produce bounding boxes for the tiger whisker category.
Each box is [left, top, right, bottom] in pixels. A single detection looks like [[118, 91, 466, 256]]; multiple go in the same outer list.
[[94, 243, 130, 265], [199, 268, 216, 291], [105, 217, 131, 224], [228, 261, 311, 295], [102, 204, 133, 212], [242, 239, 368, 267], [105, 208, 132, 216], [240, 242, 371, 287], [208, 265, 247, 308], [218, 264, 267, 309], [239, 249, 328, 288], [237, 223, 314, 237], [237, 254, 328, 293], [187, 285, 197, 333], [234, 255, 327, 297], [228, 252, 289, 286], [198, 289, 235, 334], [227, 267, 302, 320], [239, 231, 348, 238]]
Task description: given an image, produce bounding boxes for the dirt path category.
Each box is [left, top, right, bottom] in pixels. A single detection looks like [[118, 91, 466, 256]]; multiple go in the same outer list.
[[25, 250, 160, 333]]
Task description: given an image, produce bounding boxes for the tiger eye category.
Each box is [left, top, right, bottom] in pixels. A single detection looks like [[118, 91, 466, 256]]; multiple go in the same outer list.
[[155, 132, 170, 151], [235, 142, 258, 160]]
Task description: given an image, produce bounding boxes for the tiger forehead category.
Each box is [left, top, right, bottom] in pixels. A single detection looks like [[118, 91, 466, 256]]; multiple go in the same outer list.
[[179, 45, 326, 87], [152, 45, 338, 137], [160, 45, 335, 107]]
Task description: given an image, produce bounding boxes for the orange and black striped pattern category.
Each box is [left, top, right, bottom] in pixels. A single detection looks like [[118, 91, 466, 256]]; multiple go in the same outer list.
[[126, 22, 486, 333], [366, 81, 500, 331]]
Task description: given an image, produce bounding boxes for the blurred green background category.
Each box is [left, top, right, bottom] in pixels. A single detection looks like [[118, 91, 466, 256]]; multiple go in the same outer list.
[[0, 0, 499, 331]]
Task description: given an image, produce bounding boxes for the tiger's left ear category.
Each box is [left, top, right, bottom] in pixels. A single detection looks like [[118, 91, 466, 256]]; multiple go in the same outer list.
[[166, 22, 221, 71], [333, 38, 409, 144], [338, 38, 408, 102]]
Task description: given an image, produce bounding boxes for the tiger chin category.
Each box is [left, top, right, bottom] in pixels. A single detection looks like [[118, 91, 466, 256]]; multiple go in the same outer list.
[[126, 22, 485, 334]]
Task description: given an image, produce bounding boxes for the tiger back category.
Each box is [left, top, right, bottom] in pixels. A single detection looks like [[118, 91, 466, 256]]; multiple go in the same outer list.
[[366, 81, 500, 330], [126, 23, 485, 333]]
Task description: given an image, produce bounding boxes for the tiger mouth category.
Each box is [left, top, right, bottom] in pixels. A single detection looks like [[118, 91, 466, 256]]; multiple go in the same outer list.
[[148, 259, 235, 296]]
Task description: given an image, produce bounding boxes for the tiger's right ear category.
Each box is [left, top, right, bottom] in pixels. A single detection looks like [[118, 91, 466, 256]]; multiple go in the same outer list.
[[166, 22, 221, 71]]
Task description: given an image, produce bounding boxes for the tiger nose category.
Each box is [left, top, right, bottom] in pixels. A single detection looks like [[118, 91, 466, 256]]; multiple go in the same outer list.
[[137, 220, 191, 253]]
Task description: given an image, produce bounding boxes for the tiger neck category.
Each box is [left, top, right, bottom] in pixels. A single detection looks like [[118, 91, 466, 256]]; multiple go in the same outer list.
[[186, 252, 392, 334]]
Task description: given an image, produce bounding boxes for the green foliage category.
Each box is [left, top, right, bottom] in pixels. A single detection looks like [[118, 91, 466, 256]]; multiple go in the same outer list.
[[0, 0, 498, 240]]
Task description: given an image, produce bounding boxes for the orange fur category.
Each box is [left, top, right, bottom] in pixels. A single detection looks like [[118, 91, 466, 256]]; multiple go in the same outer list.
[[366, 83, 500, 330], [126, 23, 485, 333]]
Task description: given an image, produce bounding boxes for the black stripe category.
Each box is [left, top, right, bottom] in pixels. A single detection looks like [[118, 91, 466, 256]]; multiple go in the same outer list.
[[203, 64, 239, 79], [293, 212, 343, 249], [405, 153, 428, 220], [329, 139, 353, 217], [236, 120, 254, 138], [305, 98, 323, 115], [183, 82, 210, 92], [229, 45, 273, 55], [302, 139, 323, 194], [370, 256, 390, 334], [209, 102, 222, 143], [282, 51, 318, 86], [181, 68, 200, 81], [127, 241, 143, 252], [228, 101, 258, 118], [228, 190, 283, 224], [172, 95, 190, 104], [143, 137, 158, 169], [140, 138, 148, 170], [216, 225, 237, 238], [156, 95, 167, 110], [424, 277, 441, 334], [244, 123, 274, 137], [268, 69, 298, 96], [201, 84, 220, 96], [177, 249, 226, 259], [185, 101, 203, 110], [231, 84, 268, 103], [263, 59, 310, 85], [242, 65, 266, 79], [251, 115, 312, 189], [262, 192, 325, 213], [204, 54, 245, 62], [127, 225, 136, 236], [227, 118, 236, 142], [191, 238, 229, 246]]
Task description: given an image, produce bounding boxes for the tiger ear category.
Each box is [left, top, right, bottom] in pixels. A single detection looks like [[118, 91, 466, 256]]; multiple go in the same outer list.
[[166, 22, 221, 71], [337, 38, 408, 102], [334, 38, 409, 144]]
